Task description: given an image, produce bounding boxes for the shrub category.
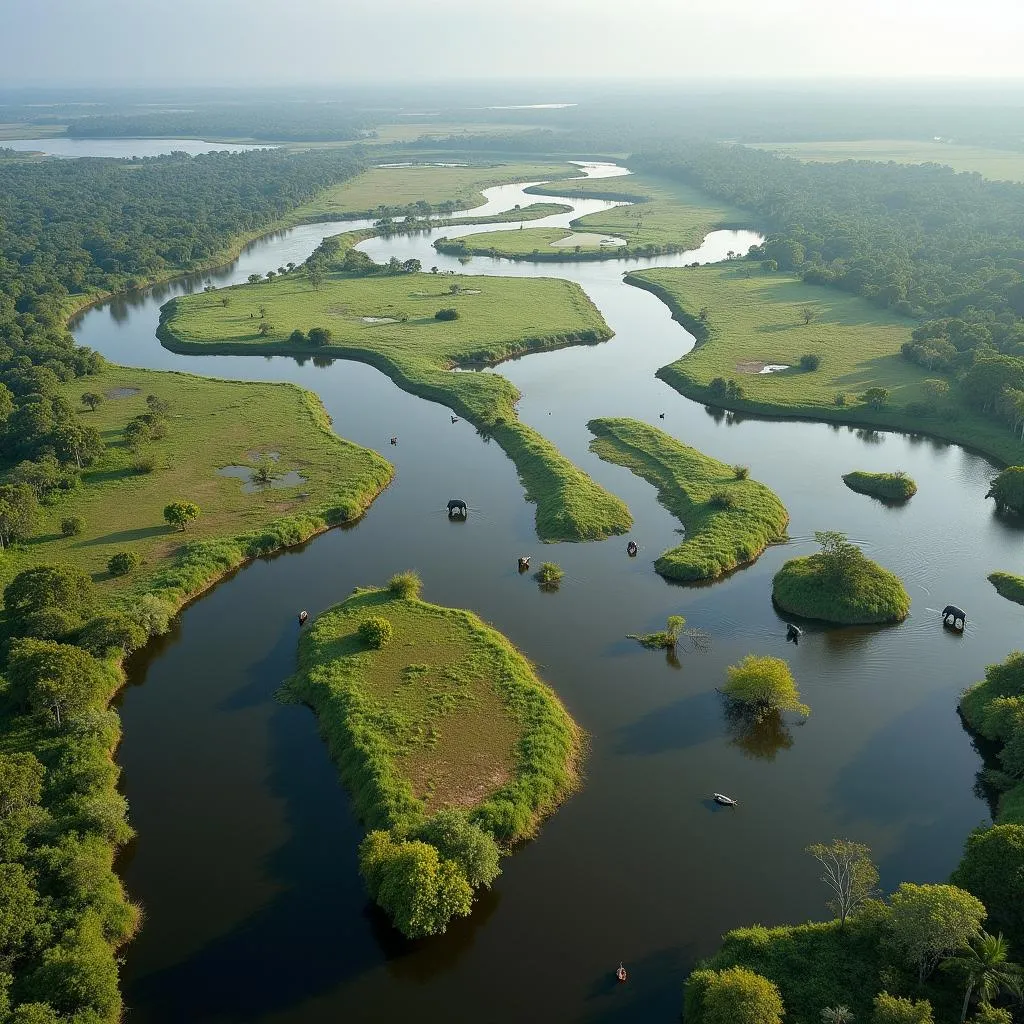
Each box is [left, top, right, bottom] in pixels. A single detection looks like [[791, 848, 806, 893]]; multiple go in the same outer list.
[[358, 616, 393, 648], [871, 991, 935, 1023], [987, 467, 1024, 515], [77, 613, 148, 657], [708, 488, 737, 510], [723, 654, 810, 718], [107, 551, 141, 577], [732, 465, 750, 480], [834, 392, 847, 407], [133, 454, 156, 474], [686, 966, 785, 1024], [535, 562, 564, 588], [307, 326, 332, 346], [862, 387, 889, 409], [61, 517, 84, 537], [969, 1005, 1012, 1024], [388, 570, 422, 599], [131, 593, 175, 637], [163, 500, 200, 531], [288, 329, 306, 344], [800, 353, 821, 371], [435, 308, 459, 321], [413, 809, 501, 889]]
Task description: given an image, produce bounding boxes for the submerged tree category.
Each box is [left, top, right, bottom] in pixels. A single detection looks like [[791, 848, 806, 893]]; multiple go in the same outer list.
[[722, 654, 810, 719]]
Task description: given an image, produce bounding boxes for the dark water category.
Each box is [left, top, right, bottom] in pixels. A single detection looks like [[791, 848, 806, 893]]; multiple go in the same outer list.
[[71, 164, 1019, 1023], [1, 138, 272, 158]]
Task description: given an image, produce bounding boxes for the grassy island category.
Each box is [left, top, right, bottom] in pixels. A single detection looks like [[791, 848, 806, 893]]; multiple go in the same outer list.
[[161, 255, 632, 543], [587, 418, 789, 581], [627, 264, 1024, 466], [842, 470, 917, 502], [989, 571, 1024, 606], [284, 574, 581, 937], [772, 531, 910, 624]]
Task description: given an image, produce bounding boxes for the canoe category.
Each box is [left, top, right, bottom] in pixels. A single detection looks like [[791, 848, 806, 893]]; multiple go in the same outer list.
[[713, 792, 738, 806]]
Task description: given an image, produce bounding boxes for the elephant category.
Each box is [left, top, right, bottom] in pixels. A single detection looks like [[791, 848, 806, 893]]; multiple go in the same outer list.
[[518, 556, 531, 572], [942, 605, 966, 631], [447, 499, 468, 517]]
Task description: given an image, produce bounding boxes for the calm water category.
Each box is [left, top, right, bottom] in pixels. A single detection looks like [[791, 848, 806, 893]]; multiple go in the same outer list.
[[70, 164, 1020, 1023], [2, 138, 272, 158]]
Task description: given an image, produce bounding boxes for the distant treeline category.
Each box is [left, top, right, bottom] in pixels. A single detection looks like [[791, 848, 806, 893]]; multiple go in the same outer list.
[[632, 143, 1024, 440], [65, 105, 374, 142]]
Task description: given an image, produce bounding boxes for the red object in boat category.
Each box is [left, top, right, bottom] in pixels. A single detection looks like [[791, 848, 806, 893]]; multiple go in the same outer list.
[[616, 964, 627, 983]]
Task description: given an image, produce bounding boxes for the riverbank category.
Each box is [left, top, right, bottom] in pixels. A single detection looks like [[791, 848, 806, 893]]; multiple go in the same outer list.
[[283, 579, 582, 934], [587, 417, 788, 581], [626, 266, 1024, 468], [160, 268, 633, 542]]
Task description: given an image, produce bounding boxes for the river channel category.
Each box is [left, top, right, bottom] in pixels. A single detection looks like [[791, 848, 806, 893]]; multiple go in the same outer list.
[[70, 162, 1019, 1023]]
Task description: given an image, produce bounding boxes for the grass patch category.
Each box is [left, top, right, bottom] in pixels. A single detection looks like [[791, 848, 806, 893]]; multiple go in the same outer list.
[[842, 470, 917, 502], [291, 161, 576, 219], [534, 561, 564, 589], [772, 554, 910, 624], [162, 266, 632, 542], [747, 139, 1024, 183], [989, 571, 1024, 607], [628, 265, 1024, 466], [0, 366, 392, 597], [283, 585, 582, 838], [587, 417, 788, 581]]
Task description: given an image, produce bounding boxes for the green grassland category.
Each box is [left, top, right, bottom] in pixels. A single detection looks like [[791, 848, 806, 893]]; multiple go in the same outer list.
[[285, 584, 581, 838], [989, 571, 1024, 606], [162, 266, 632, 542], [440, 173, 748, 259], [748, 139, 1024, 183], [842, 470, 917, 502], [587, 418, 789, 581], [1, 366, 393, 600], [292, 161, 576, 220], [628, 265, 1024, 465], [772, 553, 910, 624]]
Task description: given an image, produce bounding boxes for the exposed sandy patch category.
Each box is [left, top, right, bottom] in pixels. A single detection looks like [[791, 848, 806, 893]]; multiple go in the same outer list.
[[549, 231, 626, 248]]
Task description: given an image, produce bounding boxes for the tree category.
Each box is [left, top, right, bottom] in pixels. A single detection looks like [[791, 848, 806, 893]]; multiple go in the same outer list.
[[686, 966, 785, 1024], [402, 258, 422, 273], [307, 264, 325, 291], [146, 394, 171, 418], [288, 329, 306, 344], [414, 810, 501, 889], [359, 830, 473, 938], [257, 321, 273, 336], [76, 613, 148, 657], [251, 457, 277, 485], [951, 825, 1024, 950], [107, 550, 141, 576], [805, 839, 879, 925], [969, 1005, 1013, 1024], [872, 992, 934, 1024], [122, 417, 152, 450], [435, 308, 459, 321], [814, 530, 863, 579], [821, 1008, 855, 1024], [4, 565, 97, 635], [942, 932, 1023, 1022], [889, 883, 986, 984], [800, 305, 818, 325], [8, 638, 109, 728], [307, 326, 332, 346], [862, 387, 890, 409], [61, 516, 83, 537], [0, 751, 44, 817], [0, 862, 38, 957], [53, 421, 103, 469], [247, 273, 261, 285], [986, 467, 1024, 515], [163, 500, 200, 532], [80, 392, 103, 412], [722, 654, 810, 718], [0, 484, 39, 549]]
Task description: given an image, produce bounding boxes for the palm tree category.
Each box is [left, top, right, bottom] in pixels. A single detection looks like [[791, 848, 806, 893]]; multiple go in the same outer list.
[[942, 931, 1023, 1022], [820, 1008, 854, 1024]]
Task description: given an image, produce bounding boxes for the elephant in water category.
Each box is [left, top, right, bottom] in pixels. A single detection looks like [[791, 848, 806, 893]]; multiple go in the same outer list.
[[942, 605, 966, 631], [447, 499, 468, 517]]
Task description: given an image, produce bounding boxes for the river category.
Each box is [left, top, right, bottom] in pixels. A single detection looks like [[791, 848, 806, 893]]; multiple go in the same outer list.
[[70, 162, 1018, 1023]]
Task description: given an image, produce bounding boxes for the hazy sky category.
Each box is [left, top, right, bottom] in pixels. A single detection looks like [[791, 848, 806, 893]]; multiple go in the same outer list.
[[2, 0, 1019, 85]]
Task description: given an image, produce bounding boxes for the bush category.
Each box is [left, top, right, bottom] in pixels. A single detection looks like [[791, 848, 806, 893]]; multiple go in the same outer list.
[[708, 488, 737, 510], [732, 465, 750, 480], [686, 966, 785, 1024], [61, 517, 84, 537], [107, 551, 141, 577], [969, 1005, 1012, 1024], [307, 326, 332, 346], [872, 991, 934, 1023], [834, 392, 847, 406], [131, 593, 175, 637], [133, 454, 156, 474], [535, 562, 564, 588], [987, 467, 1024, 514], [358, 616, 393, 648], [77, 613, 148, 657], [799, 353, 821, 371], [723, 654, 810, 718], [388, 570, 422, 599], [434, 308, 459, 321], [288, 329, 306, 344]]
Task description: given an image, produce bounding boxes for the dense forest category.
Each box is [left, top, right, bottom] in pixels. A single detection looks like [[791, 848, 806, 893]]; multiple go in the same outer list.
[[632, 144, 1024, 438], [0, 146, 365, 1022]]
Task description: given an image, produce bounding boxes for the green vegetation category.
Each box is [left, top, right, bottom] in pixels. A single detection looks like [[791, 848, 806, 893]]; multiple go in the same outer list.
[[435, 227, 624, 260], [283, 583, 581, 936], [772, 531, 910, 625], [988, 572, 1024, 606], [748, 140, 1024, 183], [684, 965, 785, 1024], [628, 614, 686, 649], [163, 258, 632, 542], [722, 655, 810, 718], [842, 470, 918, 502], [986, 467, 1024, 514], [534, 561, 564, 589], [292, 161, 575, 220], [587, 417, 788, 581]]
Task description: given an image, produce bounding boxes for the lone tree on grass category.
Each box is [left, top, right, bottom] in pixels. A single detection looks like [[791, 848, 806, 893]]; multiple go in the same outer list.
[[862, 386, 889, 410], [308, 326, 332, 346], [805, 838, 879, 926], [81, 392, 104, 412], [257, 321, 273, 337], [800, 305, 818, 325], [163, 501, 200, 532], [722, 654, 810, 718], [941, 931, 1023, 1023]]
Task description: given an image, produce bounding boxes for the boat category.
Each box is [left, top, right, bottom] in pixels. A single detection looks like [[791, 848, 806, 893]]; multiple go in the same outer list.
[[298, 610, 309, 625], [626, 541, 638, 557], [713, 792, 738, 806], [616, 962, 627, 983]]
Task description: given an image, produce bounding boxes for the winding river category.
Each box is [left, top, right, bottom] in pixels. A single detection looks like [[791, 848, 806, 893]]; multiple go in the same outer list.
[[70, 163, 1020, 1023]]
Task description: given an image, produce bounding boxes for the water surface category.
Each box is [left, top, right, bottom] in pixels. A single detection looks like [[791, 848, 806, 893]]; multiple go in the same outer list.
[[2, 137, 272, 158]]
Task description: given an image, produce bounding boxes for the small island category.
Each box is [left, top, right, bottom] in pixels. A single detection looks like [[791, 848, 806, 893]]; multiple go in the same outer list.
[[842, 470, 917, 502], [988, 571, 1024, 606], [587, 418, 789, 581], [772, 531, 910, 624], [284, 572, 581, 938]]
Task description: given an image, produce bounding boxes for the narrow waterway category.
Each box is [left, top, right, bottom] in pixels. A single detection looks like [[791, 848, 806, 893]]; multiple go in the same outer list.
[[70, 162, 1019, 1023]]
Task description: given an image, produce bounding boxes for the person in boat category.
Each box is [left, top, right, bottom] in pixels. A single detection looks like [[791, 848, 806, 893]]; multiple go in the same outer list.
[[626, 541, 638, 557], [616, 963, 627, 983], [298, 610, 309, 625]]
